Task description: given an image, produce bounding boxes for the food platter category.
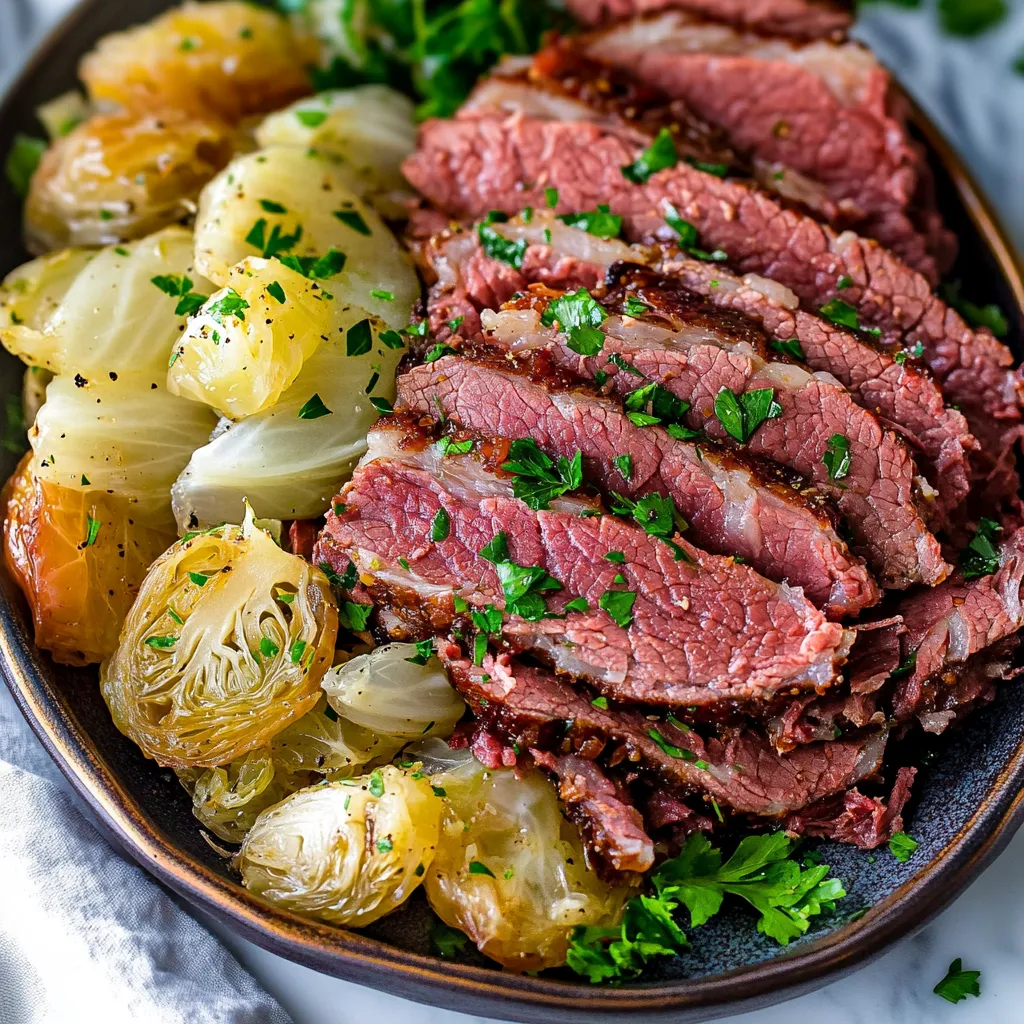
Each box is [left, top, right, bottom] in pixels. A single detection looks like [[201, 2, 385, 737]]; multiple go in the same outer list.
[[2, 1, 1024, 1021]]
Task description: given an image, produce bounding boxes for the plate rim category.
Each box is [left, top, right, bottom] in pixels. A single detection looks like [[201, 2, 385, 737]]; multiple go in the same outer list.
[[2, 2, 1024, 1020]]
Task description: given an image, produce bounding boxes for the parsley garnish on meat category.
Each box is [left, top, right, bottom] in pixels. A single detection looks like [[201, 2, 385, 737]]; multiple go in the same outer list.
[[540, 288, 608, 356], [567, 832, 845, 982], [500, 438, 583, 510], [480, 531, 562, 621], [438, 436, 473, 457], [888, 649, 917, 680], [893, 341, 924, 364], [405, 639, 436, 666], [663, 204, 727, 262], [609, 492, 689, 561], [941, 279, 1009, 337], [934, 959, 981, 1003], [888, 831, 919, 863], [822, 433, 851, 482], [713, 387, 782, 444], [425, 343, 456, 363], [623, 296, 650, 318], [151, 274, 209, 317], [960, 517, 1003, 579], [430, 507, 451, 542], [623, 382, 691, 430], [478, 220, 528, 269], [613, 453, 633, 481], [557, 205, 623, 239], [819, 298, 882, 337], [621, 127, 678, 184], [339, 601, 373, 633], [769, 338, 804, 361], [599, 589, 636, 628], [685, 157, 729, 177]]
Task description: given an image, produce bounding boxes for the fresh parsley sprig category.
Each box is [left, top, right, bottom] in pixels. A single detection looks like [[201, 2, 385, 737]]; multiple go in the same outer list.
[[500, 438, 583, 510]]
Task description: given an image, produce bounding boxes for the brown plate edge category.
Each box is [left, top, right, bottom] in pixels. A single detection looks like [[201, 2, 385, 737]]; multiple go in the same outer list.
[[1, 4, 1023, 1022]]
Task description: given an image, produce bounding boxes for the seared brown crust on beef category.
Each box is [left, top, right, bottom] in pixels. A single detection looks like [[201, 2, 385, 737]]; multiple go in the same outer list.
[[580, 17, 955, 277], [531, 749, 655, 877], [398, 355, 880, 616], [443, 649, 889, 827], [565, 0, 852, 39], [322, 419, 852, 704], [416, 217, 975, 518], [482, 277, 949, 589], [402, 110, 1022, 492]]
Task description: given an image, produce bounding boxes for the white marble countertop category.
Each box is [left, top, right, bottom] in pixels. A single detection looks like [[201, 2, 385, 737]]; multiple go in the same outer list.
[[2, 3, 1024, 1023]]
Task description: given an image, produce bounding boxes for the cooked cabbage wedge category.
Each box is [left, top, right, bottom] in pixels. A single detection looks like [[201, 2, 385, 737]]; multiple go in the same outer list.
[[79, 1, 314, 123], [3, 454, 174, 665], [321, 643, 466, 741], [24, 109, 233, 254], [255, 87, 416, 218], [237, 766, 442, 926], [170, 311, 396, 528], [193, 147, 417, 327], [100, 509, 338, 767], [414, 742, 631, 971], [168, 257, 376, 419], [1, 227, 216, 379], [178, 693, 407, 842], [31, 374, 217, 530], [22, 366, 52, 428]]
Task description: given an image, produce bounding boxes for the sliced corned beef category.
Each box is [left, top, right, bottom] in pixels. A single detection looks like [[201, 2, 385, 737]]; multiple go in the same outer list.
[[444, 649, 889, 825], [398, 355, 880, 617], [565, 0, 851, 39], [531, 749, 655, 877], [403, 109, 1022, 490], [416, 213, 974, 518], [321, 418, 853, 705], [480, 279, 949, 589], [579, 16, 955, 277]]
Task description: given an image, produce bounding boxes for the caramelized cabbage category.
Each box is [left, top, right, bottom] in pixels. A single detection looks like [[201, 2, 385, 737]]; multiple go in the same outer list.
[[321, 643, 466, 741], [79, 1, 314, 123], [100, 510, 338, 767], [1, 228, 216, 379], [170, 312, 395, 528], [193, 147, 417, 327], [414, 742, 630, 971], [237, 767, 442, 926], [3, 455, 174, 665], [167, 257, 369, 419], [31, 374, 217, 530], [254, 87, 416, 218], [24, 109, 233, 254]]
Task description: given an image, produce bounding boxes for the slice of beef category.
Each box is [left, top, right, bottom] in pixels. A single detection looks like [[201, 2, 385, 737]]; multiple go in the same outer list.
[[531, 749, 655, 877], [322, 418, 853, 705], [398, 355, 880, 617], [417, 214, 974, 517], [403, 104, 1022, 491], [580, 15, 955, 277], [481, 280, 949, 589], [784, 765, 916, 848], [565, 0, 852, 39], [443, 648, 889, 824]]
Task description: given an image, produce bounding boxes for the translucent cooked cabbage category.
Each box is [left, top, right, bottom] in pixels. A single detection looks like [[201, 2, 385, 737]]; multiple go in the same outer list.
[[1, 228, 217, 379], [254, 87, 416, 218], [24, 109, 234, 254], [21, 367, 52, 428], [193, 147, 417, 327], [177, 693, 406, 842], [237, 767, 442, 926], [3, 455, 174, 665], [413, 742, 630, 971], [79, 1, 314, 123], [100, 510, 338, 767], [170, 311, 396, 528], [31, 374, 217, 530], [321, 643, 466, 741], [168, 257, 375, 419]]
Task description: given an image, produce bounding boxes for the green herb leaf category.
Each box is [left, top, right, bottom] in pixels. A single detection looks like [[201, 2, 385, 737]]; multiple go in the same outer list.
[[819, 298, 881, 337], [206, 288, 250, 324], [934, 958, 981, 1003], [259, 635, 280, 659], [334, 208, 371, 235], [438, 436, 473, 457], [938, 0, 1005, 36], [769, 338, 803, 360], [565, 597, 590, 613], [621, 127, 678, 184], [941, 279, 1008, 337], [425, 343, 455, 363], [478, 222, 528, 269], [430, 920, 469, 959], [278, 248, 346, 280], [545, 187, 559, 208], [614, 453, 633, 481], [888, 831, 919, 863], [540, 288, 607, 355], [960, 517, 1003, 580], [713, 387, 782, 444], [664, 204, 727, 261], [380, 329, 405, 350], [289, 639, 307, 664], [431, 507, 451, 542], [83, 516, 101, 547], [599, 589, 636, 628], [370, 396, 394, 415], [501, 438, 583, 510], [260, 199, 288, 214], [405, 639, 436, 666], [144, 635, 177, 649], [822, 433, 851, 482], [5, 134, 45, 198], [266, 280, 286, 304], [468, 860, 496, 877], [339, 600, 373, 633], [557, 205, 623, 239], [480, 532, 562, 622], [346, 318, 373, 356], [297, 393, 333, 419], [368, 768, 385, 797], [623, 295, 649, 318]]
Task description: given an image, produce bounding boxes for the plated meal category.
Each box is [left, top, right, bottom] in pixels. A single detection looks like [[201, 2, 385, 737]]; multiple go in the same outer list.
[[1, 0, 1022, 985]]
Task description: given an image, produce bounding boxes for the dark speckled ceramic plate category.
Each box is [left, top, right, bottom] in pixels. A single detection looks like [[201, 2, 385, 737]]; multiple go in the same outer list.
[[2, 3, 1024, 1021]]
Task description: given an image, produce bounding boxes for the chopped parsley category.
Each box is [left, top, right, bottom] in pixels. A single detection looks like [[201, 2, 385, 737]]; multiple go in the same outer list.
[[837, 274, 853, 290], [289, 639, 307, 664], [713, 387, 782, 444], [540, 288, 608, 356], [819, 297, 881, 337], [480, 531, 561, 621], [614, 453, 633, 481], [266, 280, 286, 304], [545, 187, 559, 208], [934, 958, 981, 1003], [377, 838, 394, 853], [296, 109, 329, 128], [609, 492, 689, 559], [557, 205, 623, 239], [206, 289, 250, 324], [259, 635, 280, 659], [478, 221, 528, 269], [468, 860, 496, 877], [447, 316, 465, 332], [380, 329, 405, 350], [405, 639, 436, 665], [501, 438, 583, 510], [340, 600, 373, 634], [941, 279, 1009, 337], [893, 341, 924, 364], [370, 396, 394, 415], [278, 248, 347, 280], [431, 507, 451, 542], [621, 127, 677, 184], [686, 157, 729, 177], [769, 338, 804, 360], [822, 433, 851, 482], [246, 218, 303, 260], [150, 274, 209, 317], [599, 589, 636, 628], [259, 199, 288, 214], [425, 343, 455, 363], [84, 516, 101, 547], [346, 318, 373, 356], [187, 571, 212, 587], [603, 551, 626, 564], [664, 204, 727, 261], [144, 635, 177, 649], [960, 517, 1003, 580], [623, 295, 650, 318], [472, 633, 488, 666], [430, 920, 469, 959], [370, 289, 393, 301], [565, 597, 590, 613], [591, 696, 608, 710], [5, 134, 45, 198], [368, 768, 385, 797], [888, 831, 919, 863], [438, 436, 473, 457], [889, 649, 918, 681], [334, 209, 371, 235], [297, 393, 333, 419], [623, 381, 691, 430]]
